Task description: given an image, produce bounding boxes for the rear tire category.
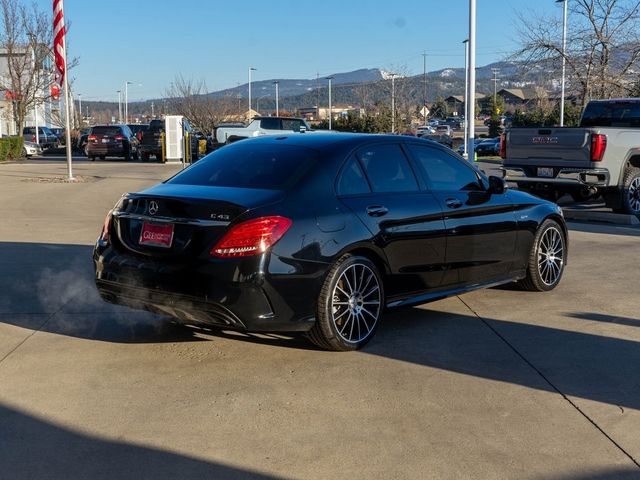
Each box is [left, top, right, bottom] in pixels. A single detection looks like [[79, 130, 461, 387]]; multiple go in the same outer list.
[[307, 255, 383, 351], [519, 219, 566, 292], [614, 167, 640, 216]]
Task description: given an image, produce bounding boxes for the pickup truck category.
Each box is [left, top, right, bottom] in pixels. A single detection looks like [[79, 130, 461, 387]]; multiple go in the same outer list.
[[501, 98, 640, 215], [215, 116, 313, 145]]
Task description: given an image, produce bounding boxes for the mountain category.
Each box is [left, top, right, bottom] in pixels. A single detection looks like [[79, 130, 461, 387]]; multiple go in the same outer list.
[[208, 68, 385, 100]]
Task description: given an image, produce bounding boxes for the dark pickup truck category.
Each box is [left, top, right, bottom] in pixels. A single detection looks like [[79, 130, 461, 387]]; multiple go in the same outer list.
[[501, 98, 640, 215]]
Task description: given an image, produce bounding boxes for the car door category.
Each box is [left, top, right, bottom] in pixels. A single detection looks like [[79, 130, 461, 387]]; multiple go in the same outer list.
[[405, 143, 517, 287], [337, 142, 446, 298]]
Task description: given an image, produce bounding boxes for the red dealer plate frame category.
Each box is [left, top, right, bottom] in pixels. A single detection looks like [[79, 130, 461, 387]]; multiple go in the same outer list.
[[139, 222, 174, 248]]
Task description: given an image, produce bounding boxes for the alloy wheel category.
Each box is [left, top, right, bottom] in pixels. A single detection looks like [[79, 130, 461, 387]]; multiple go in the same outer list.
[[628, 177, 640, 213], [331, 263, 381, 344], [537, 226, 564, 286]]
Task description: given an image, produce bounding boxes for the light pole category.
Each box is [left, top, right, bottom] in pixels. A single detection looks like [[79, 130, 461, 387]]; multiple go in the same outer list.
[[389, 73, 398, 134], [557, 0, 568, 126], [78, 93, 82, 125], [117, 90, 122, 123], [326, 76, 334, 130], [422, 52, 427, 119], [273, 81, 280, 116], [463, 39, 469, 158], [125, 81, 141, 123], [248, 67, 256, 118], [467, 0, 477, 162]]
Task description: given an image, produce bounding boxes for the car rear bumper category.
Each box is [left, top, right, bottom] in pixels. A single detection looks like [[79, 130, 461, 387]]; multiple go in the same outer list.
[[87, 144, 126, 155], [93, 245, 321, 332], [502, 166, 610, 187]]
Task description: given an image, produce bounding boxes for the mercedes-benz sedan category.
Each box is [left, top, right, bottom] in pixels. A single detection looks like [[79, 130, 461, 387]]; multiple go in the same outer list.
[[94, 134, 568, 351]]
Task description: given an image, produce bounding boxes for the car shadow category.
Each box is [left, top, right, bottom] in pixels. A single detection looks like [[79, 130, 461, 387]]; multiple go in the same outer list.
[[2, 241, 640, 411], [565, 312, 640, 328], [0, 403, 276, 480]]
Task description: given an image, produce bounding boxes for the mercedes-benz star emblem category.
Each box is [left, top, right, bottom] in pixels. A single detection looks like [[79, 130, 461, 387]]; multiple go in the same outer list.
[[148, 201, 159, 216]]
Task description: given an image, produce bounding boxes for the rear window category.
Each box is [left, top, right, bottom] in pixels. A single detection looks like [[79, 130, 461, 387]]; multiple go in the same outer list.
[[148, 120, 164, 131], [581, 102, 640, 127], [91, 126, 122, 136], [167, 143, 317, 190]]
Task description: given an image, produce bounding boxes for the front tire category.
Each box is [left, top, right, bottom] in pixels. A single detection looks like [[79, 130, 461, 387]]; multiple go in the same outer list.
[[519, 219, 566, 292], [308, 255, 383, 351]]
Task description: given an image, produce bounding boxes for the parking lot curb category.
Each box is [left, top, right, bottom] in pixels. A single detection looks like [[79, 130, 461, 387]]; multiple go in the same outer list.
[[562, 208, 640, 225]]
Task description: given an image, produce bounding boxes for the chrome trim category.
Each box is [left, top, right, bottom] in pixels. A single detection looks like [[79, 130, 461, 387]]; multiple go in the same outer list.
[[112, 211, 230, 227], [502, 167, 610, 186]]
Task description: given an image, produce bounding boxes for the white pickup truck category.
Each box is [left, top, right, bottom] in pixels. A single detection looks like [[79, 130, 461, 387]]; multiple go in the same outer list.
[[501, 98, 640, 215], [215, 117, 313, 145]]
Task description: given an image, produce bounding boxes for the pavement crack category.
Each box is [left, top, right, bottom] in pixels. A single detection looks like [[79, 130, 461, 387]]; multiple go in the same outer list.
[[456, 295, 640, 469], [0, 303, 68, 367]]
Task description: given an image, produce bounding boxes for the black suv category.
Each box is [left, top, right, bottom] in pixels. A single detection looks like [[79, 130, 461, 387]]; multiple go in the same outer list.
[[86, 125, 139, 161]]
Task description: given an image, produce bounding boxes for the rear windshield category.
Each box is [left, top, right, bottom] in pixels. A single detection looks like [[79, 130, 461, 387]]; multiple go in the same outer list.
[[581, 102, 640, 127], [149, 120, 164, 131], [167, 143, 318, 190], [91, 126, 121, 136]]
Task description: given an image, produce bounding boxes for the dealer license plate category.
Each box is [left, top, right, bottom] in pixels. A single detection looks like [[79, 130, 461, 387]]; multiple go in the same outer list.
[[139, 222, 174, 248], [537, 167, 554, 178]]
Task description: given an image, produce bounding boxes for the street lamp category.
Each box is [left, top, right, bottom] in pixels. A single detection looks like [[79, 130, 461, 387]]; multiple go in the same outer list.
[[273, 81, 280, 116], [117, 90, 122, 123], [124, 81, 141, 124], [463, 39, 469, 158], [78, 93, 82, 125], [557, 0, 568, 126], [467, 0, 477, 163], [248, 67, 257, 118], [389, 73, 399, 134], [326, 76, 334, 130]]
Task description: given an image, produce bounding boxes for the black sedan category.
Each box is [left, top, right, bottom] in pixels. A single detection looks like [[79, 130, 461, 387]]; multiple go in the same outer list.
[[94, 134, 568, 351]]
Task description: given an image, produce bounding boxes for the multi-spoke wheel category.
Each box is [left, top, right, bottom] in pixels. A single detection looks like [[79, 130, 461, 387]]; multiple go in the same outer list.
[[624, 169, 640, 215], [520, 219, 566, 292], [308, 255, 384, 351]]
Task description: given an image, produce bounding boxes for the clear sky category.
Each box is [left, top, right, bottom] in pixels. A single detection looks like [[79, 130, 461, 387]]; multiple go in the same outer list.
[[37, 0, 566, 102]]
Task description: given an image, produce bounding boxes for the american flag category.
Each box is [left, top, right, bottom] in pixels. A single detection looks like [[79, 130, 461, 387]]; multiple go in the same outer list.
[[52, 0, 66, 85]]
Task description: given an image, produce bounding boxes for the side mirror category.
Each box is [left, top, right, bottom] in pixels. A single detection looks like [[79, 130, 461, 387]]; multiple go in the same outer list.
[[488, 175, 507, 194]]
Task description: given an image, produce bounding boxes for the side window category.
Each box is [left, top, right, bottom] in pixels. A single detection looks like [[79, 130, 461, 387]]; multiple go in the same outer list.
[[282, 119, 302, 131], [407, 144, 482, 192], [356, 144, 419, 193], [260, 118, 280, 130], [337, 157, 371, 196]]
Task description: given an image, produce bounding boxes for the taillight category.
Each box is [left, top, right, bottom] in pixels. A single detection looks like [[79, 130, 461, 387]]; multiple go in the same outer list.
[[211, 216, 292, 258], [88, 134, 97, 141], [114, 135, 126, 141], [591, 134, 607, 162], [31, 135, 36, 142], [98, 210, 113, 246], [499, 133, 506, 159]]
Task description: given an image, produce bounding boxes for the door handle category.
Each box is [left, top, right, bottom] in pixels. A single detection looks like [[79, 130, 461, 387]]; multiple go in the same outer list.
[[366, 205, 389, 217], [445, 198, 463, 209]]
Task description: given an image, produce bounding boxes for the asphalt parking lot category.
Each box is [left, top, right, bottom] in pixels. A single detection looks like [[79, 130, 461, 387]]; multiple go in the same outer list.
[[1, 157, 639, 479]]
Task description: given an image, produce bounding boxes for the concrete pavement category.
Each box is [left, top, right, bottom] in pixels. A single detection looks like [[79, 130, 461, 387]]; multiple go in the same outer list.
[[0, 159, 639, 479]]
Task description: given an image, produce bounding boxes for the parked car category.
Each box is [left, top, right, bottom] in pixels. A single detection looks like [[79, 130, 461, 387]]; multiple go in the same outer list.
[[444, 117, 463, 129], [416, 125, 436, 135], [93, 133, 567, 351], [475, 137, 501, 156], [22, 126, 59, 149], [139, 119, 199, 163], [428, 119, 440, 127], [50, 127, 65, 144], [22, 140, 43, 157], [420, 133, 454, 149], [457, 138, 481, 156], [215, 116, 314, 145], [86, 125, 139, 161], [435, 124, 452, 136]]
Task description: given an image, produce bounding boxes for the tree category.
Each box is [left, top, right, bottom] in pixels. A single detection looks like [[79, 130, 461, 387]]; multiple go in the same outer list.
[[0, 0, 56, 134], [516, 0, 640, 108], [164, 75, 236, 134]]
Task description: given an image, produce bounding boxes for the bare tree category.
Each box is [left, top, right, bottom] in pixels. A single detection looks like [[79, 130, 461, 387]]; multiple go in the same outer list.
[[516, 0, 640, 108], [164, 75, 236, 134], [0, 0, 57, 134]]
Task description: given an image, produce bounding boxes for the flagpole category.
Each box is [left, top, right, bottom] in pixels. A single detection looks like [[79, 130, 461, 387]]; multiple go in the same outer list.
[[63, 68, 73, 180]]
